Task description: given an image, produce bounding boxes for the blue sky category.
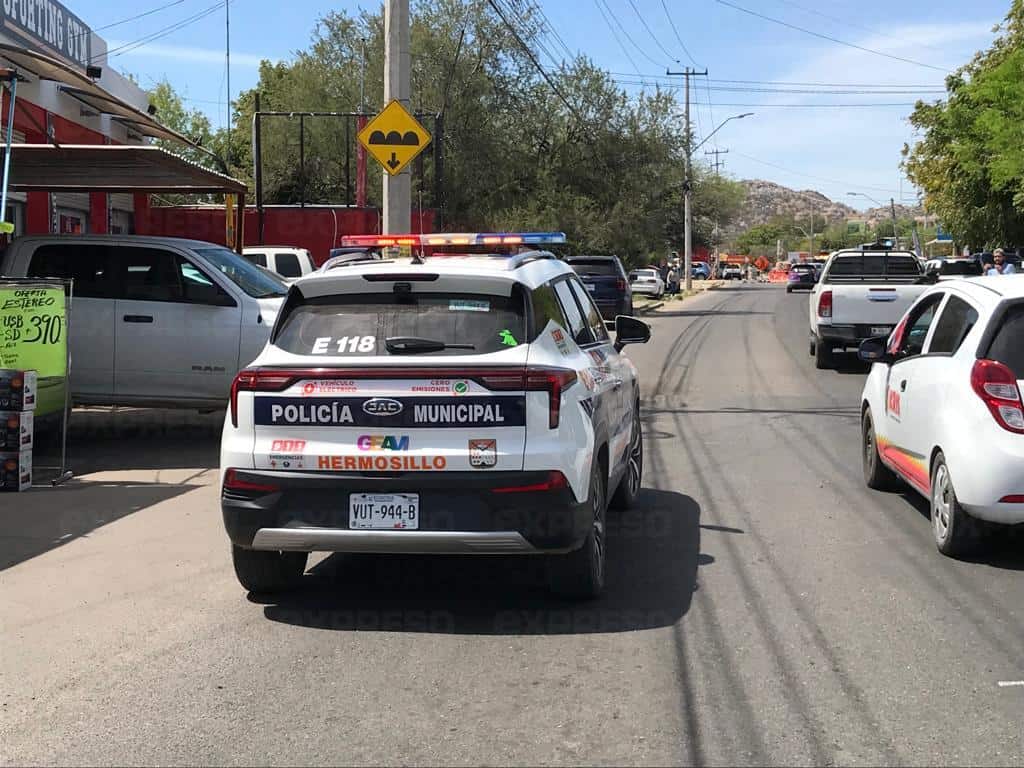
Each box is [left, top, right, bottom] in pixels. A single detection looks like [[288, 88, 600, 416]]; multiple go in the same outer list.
[[75, 0, 1008, 209]]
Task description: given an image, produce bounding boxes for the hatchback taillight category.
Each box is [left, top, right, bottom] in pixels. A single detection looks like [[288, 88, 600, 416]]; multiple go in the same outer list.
[[818, 290, 833, 318], [971, 359, 1024, 434]]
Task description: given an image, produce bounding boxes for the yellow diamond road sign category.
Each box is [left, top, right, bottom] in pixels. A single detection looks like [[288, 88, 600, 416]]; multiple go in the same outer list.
[[358, 100, 432, 176]]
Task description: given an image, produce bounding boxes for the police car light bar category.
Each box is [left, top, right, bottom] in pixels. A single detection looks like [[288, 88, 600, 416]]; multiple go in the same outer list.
[[339, 232, 567, 247]]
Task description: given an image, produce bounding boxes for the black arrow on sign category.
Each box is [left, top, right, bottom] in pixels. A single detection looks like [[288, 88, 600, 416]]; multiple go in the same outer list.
[[387, 152, 400, 170]]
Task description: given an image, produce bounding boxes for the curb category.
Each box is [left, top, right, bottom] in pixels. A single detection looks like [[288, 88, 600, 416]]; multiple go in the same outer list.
[[634, 301, 665, 315]]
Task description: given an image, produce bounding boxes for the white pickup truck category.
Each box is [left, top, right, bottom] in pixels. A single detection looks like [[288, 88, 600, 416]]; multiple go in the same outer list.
[[808, 247, 927, 369]]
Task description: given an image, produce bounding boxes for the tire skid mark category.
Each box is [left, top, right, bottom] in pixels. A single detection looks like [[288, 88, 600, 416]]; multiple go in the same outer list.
[[645, 415, 769, 764], [650, 294, 734, 399]]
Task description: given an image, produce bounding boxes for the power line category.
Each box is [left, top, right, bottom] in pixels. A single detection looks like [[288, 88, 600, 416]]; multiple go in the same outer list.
[[93, 0, 188, 32], [730, 149, 913, 195], [608, 73, 945, 88], [715, 0, 948, 73], [659, 0, 698, 66], [593, 0, 642, 76], [622, 0, 678, 62], [101, 0, 227, 60], [594, 0, 667, 69], [611, 80, 944, 95]]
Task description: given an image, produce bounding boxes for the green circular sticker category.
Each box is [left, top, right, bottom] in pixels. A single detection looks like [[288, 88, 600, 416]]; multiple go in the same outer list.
[[453, 381, 468, 395]]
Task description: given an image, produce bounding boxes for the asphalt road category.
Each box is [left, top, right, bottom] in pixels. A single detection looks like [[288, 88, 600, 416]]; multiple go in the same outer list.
[[2, 283, 1023, 766]]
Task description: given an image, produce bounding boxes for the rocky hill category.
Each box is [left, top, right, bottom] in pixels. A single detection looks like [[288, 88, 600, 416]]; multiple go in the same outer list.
[[732, 180, 923, 231]]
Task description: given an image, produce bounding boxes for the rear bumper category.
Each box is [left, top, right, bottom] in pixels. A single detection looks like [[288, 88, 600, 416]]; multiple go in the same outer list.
[[222, 469, 590, 554], [593, 298, 629, 319], [816, 324, 893, 347]]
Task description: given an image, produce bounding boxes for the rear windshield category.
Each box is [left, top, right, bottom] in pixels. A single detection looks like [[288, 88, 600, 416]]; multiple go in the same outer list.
[[986, 303, 1024, 378], [825, 252, 922, 282], [567, 259, 618, 276], [937, 260, 983, 277], [274, 292, 528, 357], [194, 247, 288, 298]]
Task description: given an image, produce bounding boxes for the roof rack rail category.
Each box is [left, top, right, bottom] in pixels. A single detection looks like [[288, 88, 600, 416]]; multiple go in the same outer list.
[[508, 250, 558, 269], [320, 255, 393, 271]]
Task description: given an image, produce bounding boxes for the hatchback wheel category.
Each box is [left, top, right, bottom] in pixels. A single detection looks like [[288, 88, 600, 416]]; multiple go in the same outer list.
[[548, 461, 606, 599], [611, 408, 643, 509], [862, 408, 899, 491], [931, 452, 980, 558]]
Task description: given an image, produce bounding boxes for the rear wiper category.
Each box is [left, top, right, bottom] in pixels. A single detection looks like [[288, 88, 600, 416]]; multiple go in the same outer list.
[[385, 336, 475, 354]]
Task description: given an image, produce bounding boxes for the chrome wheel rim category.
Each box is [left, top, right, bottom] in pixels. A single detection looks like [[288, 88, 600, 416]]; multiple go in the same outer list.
[[933, 464, 951, 541], [864, 420, 875, 472], [627, 416, 643, 496]]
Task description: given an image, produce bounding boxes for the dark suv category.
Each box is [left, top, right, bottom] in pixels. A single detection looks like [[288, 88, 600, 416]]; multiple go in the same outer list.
[[564, 255, 633, 320]]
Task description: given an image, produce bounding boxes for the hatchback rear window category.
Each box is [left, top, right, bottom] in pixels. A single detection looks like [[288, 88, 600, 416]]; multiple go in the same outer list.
[[274, 292, 528, 356], [567, 260, 618, 276], [986, 304, 1024, 378]]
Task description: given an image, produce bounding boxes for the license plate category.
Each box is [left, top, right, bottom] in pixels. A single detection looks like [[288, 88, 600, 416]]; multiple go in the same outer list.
[[349, 493, 419, 530], [585, 283, 597, 292], [871, 326, 892, 336]]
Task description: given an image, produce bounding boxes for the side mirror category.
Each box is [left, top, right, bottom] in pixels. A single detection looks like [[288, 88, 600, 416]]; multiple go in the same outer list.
[[614, 315, 651, 352], [185, 281, 237, 307], [858, 336, 891, 364]]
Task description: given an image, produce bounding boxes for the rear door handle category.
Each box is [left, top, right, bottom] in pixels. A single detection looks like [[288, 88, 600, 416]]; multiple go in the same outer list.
[[123, 315, 153, 323], [900, 380, 907, 392]]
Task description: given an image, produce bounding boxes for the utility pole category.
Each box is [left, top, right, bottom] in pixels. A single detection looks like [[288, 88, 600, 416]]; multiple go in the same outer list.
[[705, 147, 728, 176], [667, 67, 708, 292], [808, 209, 815, 261], [383, 0, 411, 234], [889, 197, 900, 250]]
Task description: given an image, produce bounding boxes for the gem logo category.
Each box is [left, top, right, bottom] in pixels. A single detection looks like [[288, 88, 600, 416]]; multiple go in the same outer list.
[[357, 435, 411, 451], [271, 439, 306, 452], [453, 381, 469, 396], [362, 398, 404, 416]]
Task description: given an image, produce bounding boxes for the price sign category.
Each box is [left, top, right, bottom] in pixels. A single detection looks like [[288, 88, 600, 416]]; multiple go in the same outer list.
[[0, 282, 67, 416]]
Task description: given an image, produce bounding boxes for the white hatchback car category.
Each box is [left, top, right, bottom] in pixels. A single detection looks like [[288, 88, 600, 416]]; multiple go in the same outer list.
[[628, 268, 664, 297], [859, 276, 1024, 556], [221, 232, 651, 598]]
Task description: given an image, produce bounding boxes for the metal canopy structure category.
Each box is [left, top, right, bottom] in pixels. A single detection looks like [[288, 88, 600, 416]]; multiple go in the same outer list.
[[0, 43, 198, 147], [6, 144, 246, 194]]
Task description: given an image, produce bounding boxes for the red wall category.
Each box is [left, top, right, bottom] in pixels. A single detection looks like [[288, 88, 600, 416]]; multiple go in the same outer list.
[[139, 205, 437, 265]]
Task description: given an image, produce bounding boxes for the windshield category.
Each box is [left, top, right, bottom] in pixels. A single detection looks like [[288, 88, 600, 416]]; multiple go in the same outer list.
[[568, 259, 618, 276], [274, 292, 528, 357], [193, 246, 288, 298]]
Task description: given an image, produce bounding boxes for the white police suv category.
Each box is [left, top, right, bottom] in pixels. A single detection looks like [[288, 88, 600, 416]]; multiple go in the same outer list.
[[859, 275, 1024, 556], [221, 233, 651, 598]]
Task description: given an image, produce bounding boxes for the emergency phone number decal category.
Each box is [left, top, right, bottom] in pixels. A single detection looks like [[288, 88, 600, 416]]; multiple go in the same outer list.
[[254, 396, 527, 428]]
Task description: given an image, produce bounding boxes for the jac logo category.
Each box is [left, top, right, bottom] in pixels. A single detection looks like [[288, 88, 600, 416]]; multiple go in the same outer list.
[[271, 439, 306, 452], [362, 398, 404, 416], [887, 388, 901, 420]]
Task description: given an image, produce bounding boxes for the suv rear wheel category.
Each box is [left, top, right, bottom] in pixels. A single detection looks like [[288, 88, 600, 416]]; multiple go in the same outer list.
[[548, 460, 606, 599], [611, 408, 643, 509], [814, 337, 833, 369], [231, 545, 307, 593]]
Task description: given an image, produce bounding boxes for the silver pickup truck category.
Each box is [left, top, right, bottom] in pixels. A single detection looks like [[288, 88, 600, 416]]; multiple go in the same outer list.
[[808, 248, 927, 369]]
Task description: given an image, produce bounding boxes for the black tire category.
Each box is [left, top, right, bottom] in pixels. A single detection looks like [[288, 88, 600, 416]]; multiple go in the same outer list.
[[786, 285, 793, 293], [548, 460, 606, 599], [231, 545, 308, 593], [611, 407, 643, 509], [931, 452, 982, 558], [814, 338, 833, 369], [862, 408, 900, 491], [808, 337, 816, 357]]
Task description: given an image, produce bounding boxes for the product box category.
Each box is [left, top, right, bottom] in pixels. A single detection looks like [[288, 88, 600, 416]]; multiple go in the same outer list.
[[0, 370, 37, 411], [0, 411, 32, 451], [0, 449, 31, 491]]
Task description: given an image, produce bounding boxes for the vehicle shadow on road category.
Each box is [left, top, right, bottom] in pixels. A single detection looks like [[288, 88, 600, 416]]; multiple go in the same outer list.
[[259, 489, 708, 635], [900, 491, 1024, 571]]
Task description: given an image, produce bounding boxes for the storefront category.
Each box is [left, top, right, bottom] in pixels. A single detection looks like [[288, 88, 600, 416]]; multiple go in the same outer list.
[[0, 1, 189, 240]]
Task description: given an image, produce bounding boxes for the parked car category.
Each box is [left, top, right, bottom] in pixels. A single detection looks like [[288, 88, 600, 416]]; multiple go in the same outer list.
[[564, 255, 633, 319], [924, 257, 984, 280], [691, 262, 711, 280], [628, 268, 665, 298], [859, 276, 1024, 556], [221, 233, 651, 598], [1, 235, 288, 409], [242, 246, 316, 282], [786, 263, 817, 293], [722, 264, 743, 280], [808, 246, 925, 369]]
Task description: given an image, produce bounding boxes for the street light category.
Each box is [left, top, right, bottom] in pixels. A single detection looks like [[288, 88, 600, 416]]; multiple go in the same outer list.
[[848, 191, 900, 249], [684, 112, 754, 291]]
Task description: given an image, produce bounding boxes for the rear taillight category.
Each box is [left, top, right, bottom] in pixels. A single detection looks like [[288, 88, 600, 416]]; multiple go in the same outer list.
[[818, 290, 833, 318], [999, 495, 1024, 503], [223, 468, 280, 495], [230, 369, 297, 427], [971, 359, 1024, 434], [492, 471, 569, 494], [475, 367, 577, 428], [616, 278, 626, 292]]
